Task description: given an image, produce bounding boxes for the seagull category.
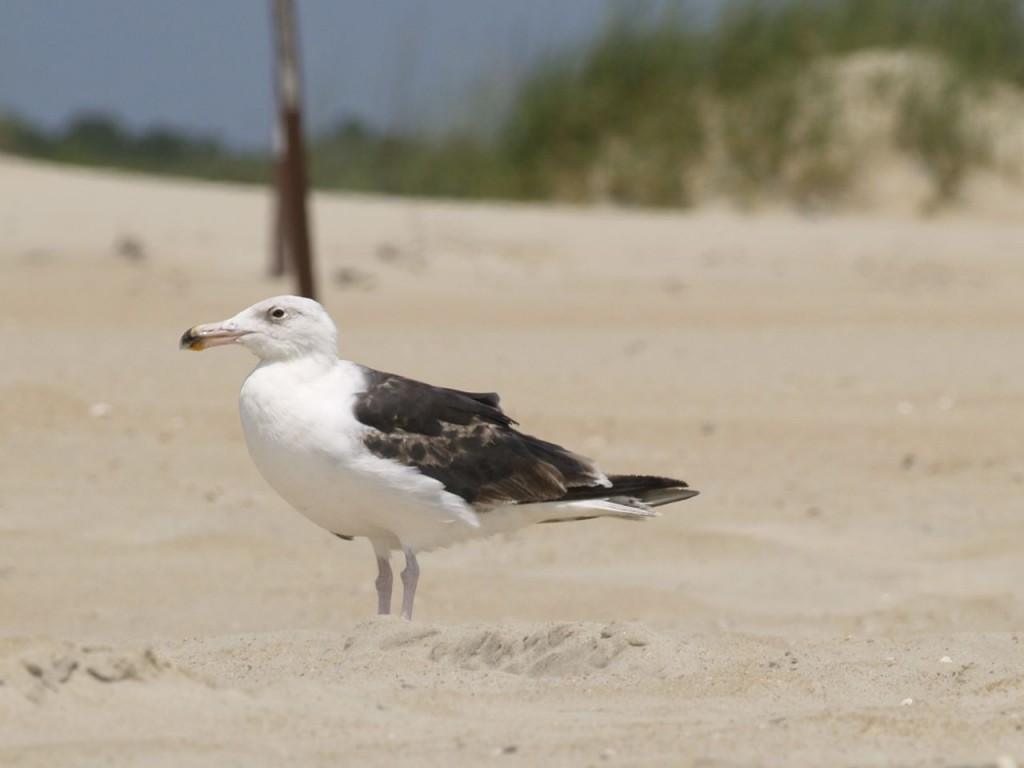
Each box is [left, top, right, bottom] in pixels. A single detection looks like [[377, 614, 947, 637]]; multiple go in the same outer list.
[[180, 296, 698, 619]]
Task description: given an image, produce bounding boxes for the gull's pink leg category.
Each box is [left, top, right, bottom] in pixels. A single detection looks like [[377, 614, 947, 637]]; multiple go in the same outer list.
[[371, 539, 393, 616], [399, 549, 419, 620]]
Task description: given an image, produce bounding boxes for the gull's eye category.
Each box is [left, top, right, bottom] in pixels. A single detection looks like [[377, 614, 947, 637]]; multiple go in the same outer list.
[[269, 307, 287, 320]]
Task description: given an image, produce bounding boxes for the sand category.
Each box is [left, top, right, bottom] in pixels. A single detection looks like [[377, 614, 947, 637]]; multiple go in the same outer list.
[[0, 154, 1022, 766]]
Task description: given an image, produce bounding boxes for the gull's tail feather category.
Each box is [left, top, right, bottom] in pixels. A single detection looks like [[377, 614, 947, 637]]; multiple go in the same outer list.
[[540, 474, 698, 524], [559, 474, 698, 506]]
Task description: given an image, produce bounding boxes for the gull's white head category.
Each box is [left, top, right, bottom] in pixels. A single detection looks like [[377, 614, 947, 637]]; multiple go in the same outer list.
[[180, 295, 338, 362]]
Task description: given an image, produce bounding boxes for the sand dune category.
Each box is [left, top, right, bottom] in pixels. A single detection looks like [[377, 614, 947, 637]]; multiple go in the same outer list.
[[1, 155, 1022, 766]]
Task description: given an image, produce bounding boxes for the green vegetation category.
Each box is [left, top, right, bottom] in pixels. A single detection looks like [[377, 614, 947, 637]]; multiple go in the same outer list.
[[3, 0, 1023, 208], [501, 8, 705, 206], [307, 119, 519, 199], [893, 73, 990, 207], [0, 112, 269, 183], [499, 0, 1024, 207]]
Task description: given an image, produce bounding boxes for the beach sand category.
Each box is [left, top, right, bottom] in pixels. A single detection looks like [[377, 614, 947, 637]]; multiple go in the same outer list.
[[1, 155, 1022, 766]]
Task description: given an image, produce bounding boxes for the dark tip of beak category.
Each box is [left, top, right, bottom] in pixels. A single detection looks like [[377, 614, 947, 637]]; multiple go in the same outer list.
[[180, 327, 200, 350]]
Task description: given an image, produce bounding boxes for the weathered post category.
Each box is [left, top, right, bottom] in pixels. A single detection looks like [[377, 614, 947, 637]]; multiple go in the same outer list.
[[271, 0, 316, 299]]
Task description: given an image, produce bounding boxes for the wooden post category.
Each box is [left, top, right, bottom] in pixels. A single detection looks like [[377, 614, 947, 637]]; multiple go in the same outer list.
[[271, 0, 316, 299], [270, 123, 288, 277]]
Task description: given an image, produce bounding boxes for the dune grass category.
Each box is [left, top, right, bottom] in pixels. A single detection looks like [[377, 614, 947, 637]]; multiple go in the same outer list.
[[495, 0, 1024, 206]]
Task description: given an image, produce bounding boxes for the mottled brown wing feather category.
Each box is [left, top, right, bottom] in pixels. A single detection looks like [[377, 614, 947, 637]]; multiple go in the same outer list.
[[354, 367, 606, 507]]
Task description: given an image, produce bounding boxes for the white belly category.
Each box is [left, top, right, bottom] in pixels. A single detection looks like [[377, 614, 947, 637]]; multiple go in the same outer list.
[[238, 358, 480, 550]]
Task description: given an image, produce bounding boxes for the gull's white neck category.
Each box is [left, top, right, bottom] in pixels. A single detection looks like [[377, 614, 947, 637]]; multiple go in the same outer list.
[[252, 346, 340, 367]]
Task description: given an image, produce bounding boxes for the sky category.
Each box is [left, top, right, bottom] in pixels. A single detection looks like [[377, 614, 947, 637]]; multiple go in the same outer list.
[[0, 1, 719, 149]]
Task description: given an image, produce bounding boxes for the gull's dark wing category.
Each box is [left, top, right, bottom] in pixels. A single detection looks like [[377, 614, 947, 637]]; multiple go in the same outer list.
[[353, 367, 608, 508]]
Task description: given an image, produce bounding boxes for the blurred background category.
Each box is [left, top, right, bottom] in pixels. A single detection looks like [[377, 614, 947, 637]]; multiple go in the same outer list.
[[3, 0, 1023, 213]]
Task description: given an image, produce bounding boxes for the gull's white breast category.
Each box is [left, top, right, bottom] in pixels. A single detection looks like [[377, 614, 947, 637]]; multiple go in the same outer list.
[[238, 357, 479, 549]]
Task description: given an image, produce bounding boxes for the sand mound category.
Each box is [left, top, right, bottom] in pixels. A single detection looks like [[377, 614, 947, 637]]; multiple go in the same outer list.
[[370, 619, 689, 679], [159, 620, 693, 691]]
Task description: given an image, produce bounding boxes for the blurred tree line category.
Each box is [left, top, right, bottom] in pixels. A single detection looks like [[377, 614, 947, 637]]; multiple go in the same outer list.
[[3, 0, 1023, 207], [0, 112, 269, 183]]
